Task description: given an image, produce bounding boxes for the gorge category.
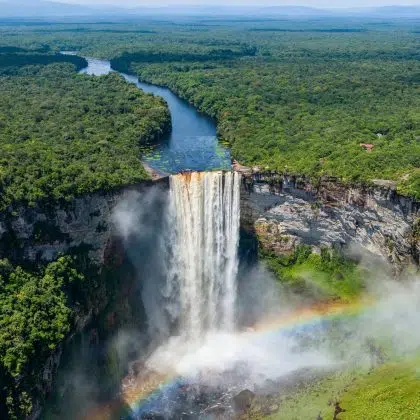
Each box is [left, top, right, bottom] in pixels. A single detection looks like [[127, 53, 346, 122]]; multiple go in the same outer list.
[[1, 55, 419, 419]]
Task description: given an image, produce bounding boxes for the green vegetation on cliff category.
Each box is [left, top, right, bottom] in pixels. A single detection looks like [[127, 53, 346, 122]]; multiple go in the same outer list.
[[0, 257, 84, 419], [0, 59, 170, 210], [261, 246, 365, 301]]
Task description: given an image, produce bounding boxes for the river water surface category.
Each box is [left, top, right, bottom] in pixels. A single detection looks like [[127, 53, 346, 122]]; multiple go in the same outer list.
[[56, 54, 239, 419], [79, 56, 232, 174]]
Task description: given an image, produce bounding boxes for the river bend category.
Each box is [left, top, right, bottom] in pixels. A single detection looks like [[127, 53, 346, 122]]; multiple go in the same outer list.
[[79, 56, 232, 174]]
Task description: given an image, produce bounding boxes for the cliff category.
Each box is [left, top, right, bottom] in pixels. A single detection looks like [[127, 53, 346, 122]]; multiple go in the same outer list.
[[240, 172, 420, 271], [0, 179, 168, 267], [2, 167, 420, 418], [0, 178, 169, 419]]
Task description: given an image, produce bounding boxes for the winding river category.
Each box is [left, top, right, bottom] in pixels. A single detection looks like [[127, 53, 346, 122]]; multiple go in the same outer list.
[[55, 54, 237, 419], [79, 56, 232, 174]]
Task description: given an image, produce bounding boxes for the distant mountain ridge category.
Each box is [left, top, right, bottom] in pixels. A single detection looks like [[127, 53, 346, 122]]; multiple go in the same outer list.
[[0, 0, 124, 17], [0, 1, 419, 18], [355, 5, 420, 17], [128, 5, 332, 16]]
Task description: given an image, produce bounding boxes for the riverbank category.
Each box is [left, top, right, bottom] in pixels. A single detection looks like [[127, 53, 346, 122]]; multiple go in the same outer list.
[[77, 55, 232, 175]]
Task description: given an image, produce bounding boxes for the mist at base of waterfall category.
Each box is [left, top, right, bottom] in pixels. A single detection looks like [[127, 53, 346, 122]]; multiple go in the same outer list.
[[109, 171, 420, 420], [125, 329, 333, 420], [124, 273, 420, 420]]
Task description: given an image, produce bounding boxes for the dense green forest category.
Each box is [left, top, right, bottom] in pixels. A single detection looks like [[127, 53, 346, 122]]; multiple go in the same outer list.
[[0, 48, 87, 74], [1, 17, 417, 196], [0, 257, 84, 418], [112, 22, 420, 197], [2, 17, 420, 197], [130, 58, 419, 195], [0, 41, 169, 419], [0, 52, 170, 417], [0, 58, 170, 209]]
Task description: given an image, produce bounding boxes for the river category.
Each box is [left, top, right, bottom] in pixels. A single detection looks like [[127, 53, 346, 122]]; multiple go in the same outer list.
[[78, 57, 242, 420], [54, 54, 239, 419], [78, 56, 232, 174]]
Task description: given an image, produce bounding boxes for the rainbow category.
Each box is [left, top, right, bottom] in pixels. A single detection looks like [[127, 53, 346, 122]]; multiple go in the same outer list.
[[83, 298, 373, 420], [253, 298, 370, 335]]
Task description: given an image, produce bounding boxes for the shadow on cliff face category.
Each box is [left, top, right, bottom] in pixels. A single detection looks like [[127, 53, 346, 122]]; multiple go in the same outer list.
[[42, 255, 147, 420], [43, 327, 138, 420], [112, 186, 174, 344], [43, 185, 171, 420]]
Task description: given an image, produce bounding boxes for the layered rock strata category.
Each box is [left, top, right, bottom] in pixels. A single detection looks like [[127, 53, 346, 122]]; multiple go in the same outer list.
[[240, 173, 419, 269]]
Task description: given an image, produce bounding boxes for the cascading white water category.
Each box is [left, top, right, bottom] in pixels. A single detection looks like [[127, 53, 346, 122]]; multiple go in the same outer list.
[[167, 171, 241, 340]]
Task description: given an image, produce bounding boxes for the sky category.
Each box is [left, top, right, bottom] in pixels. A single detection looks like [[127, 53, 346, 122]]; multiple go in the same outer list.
[[58, 0, 420, 8]]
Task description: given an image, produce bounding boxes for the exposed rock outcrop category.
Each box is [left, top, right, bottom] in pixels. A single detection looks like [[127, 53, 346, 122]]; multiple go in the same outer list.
[[240, 173, 420, 270], [0, 179, 168, 267], [233, 389, 255, 413]]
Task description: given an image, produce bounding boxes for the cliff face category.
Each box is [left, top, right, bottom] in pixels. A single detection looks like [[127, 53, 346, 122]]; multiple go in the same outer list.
[[0, 179, 169, 419], [240, 173, 420, 270], [2, 169, 419, 418], [0, 179, 168, 268]]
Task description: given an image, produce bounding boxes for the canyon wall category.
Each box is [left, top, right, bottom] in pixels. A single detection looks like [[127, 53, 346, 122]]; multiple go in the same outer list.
[[0, 179, 168, 267], [0, 179, 169, 419], [2, 169, 420, 418], [240, 172, 420, 270]]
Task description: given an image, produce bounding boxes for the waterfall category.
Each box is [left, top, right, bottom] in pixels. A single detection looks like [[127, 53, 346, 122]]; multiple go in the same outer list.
[[167, 171, 241, 340]]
